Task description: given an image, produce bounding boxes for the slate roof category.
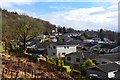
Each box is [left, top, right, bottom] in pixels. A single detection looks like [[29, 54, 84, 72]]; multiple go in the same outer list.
[[99, 43, 117, 49], [52, 42, 77, 45], [67, 40, 82, 44], [65, 51, 99, 59], [35, 43, 48, 49], [85, 43, 97, 48], [98, 53, 120, 62], [26, 39, 40, 46], [89, 63, 120, 73]]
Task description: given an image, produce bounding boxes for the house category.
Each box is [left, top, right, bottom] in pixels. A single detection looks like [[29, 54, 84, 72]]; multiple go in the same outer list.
[[61, 33, 73, 42], [90, 43, 117, 53], [84, 39, 95, 43], [84, 42, 97, 51], [86, 63, 119, 80], [65, 51, 98, 65], [92, 53, 120, 65], [67, 40, 87, 51], [47, 42, 77, 58], [99, 43, 117, 53], [26, 38, 41, 46], [92, 58, 112, 65], [110, 46, 120, 53], [37, 34, 47, 43], [26, 43, 48, 56], [114, 70, 120, 79], [35, 43, 48, 55]]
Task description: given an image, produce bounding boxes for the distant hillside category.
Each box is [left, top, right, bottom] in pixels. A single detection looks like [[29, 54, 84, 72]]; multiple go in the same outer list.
[[1, 8, 56, 41]]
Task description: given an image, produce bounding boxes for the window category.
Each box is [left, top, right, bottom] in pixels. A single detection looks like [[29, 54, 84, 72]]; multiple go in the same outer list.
[[76, 58, 80, 62], [93, 60, 96, 64], [48, 45, 50, 48], [53, 46, 56, 49], [62, 53, 66, 55], [102, 61, 107, 64], [67, 46, 69, 48], [67, 57, 71, 61], [53, 53, 55, 55]]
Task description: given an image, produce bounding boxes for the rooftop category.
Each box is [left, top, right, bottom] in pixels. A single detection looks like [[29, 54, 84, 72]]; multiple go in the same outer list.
[[88, 63, 119, 73]]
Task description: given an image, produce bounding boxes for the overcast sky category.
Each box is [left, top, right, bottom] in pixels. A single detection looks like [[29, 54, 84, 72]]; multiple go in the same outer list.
[[0, 0, 119, 31]]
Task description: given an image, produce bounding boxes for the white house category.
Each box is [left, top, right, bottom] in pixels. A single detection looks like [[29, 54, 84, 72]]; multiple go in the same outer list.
[[47, 42, 77, 58]]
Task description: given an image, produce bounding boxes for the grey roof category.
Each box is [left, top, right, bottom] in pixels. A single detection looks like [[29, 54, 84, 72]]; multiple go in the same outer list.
[[26, 39, 40, 46], [36, 43, 48, 49], [98, 53, 120, 62], [66, 51, 99, 59], [67, 40, 82, 45], [52, 42, 77, 45], [89, 63, 119, 72], [85, 43, 97, 47], [99, 43, 117, 49]]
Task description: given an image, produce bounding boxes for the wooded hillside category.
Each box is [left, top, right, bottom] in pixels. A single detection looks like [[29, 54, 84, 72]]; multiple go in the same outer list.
[[1, 8, 56, 41]]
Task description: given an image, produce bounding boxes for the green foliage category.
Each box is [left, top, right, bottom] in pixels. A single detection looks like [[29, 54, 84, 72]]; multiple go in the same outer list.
[[43, 32, 50, 35], [46, 55, 49, 61], [56, 36, 63, 42], [55, 56, 61, 66], [61, 59, 64, 67], [80, 59, 95, 71], [63, 65, 71, 73], [81, 33, 88, 39]]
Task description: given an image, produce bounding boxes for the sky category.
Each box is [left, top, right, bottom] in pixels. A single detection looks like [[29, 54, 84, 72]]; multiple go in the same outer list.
[[0, 0, 119, 32]]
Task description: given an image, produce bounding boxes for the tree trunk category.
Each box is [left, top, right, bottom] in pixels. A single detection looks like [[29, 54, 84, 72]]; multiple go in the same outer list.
[[15, 71, 19, 79]]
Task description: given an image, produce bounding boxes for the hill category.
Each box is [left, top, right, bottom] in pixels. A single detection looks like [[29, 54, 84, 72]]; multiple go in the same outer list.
[[1, 8, 56, 41]]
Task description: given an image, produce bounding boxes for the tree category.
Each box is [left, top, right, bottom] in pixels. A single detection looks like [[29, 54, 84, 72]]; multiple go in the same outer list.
[[99, 29, 104, 41], [15, 16, 40, 50], [57, 26, 63, 33], [63, 27, 66, 34], [67, 28, 76, 33], [55, 57, 61, 66], [80, 33, 88, 41], [56, 36, 63, 42], [80, 59, 95, 71]]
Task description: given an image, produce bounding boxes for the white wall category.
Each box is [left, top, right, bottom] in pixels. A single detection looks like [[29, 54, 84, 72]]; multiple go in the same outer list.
[[108, 71, 117, 78], [47, 44, 77, 58], [57, 45, 77, 57]]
